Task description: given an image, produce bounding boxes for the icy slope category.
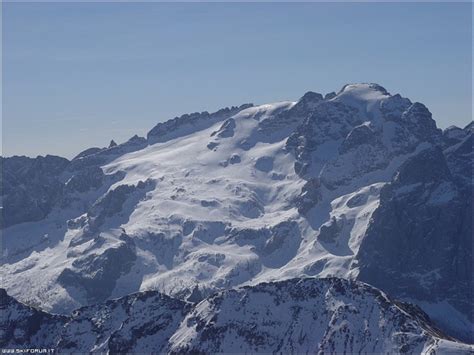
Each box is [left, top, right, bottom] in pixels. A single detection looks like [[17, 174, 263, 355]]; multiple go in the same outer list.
[[2, 278, 472, 354], [1, 83, 471, 342]]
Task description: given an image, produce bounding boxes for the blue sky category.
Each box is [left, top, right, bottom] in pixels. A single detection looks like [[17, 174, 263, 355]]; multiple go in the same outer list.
[[3, 2, 472, 158]]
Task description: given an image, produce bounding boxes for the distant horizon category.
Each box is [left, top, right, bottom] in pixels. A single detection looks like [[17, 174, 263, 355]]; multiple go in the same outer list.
[[3, 2, 472, 158]]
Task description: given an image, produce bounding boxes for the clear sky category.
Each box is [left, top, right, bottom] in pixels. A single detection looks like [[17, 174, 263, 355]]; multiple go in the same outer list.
[[3, 2, 472, 159]]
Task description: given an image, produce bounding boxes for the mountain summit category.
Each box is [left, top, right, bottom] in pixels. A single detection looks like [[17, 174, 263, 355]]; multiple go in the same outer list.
[[1, 83, 472, 349]]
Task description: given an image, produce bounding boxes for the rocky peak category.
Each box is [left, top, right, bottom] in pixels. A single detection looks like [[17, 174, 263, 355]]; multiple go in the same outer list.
[[287, 91, 324, 115], [299, 90, 324, 104], [402, 102, 431, 122], [401, 102, 440, 141]]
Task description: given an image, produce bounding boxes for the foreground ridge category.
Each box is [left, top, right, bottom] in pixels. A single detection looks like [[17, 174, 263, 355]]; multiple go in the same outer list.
[[1, 277, 472, 353]]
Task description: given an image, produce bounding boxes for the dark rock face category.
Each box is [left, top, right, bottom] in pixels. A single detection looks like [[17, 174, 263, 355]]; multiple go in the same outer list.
[[394, 146, 451, 184], [287, 101, 361, 176], [206, 141, 218, 150], [294, 177, 321, 214], [294, 91, 324, 112], [69, 178, 155, 242], [58, 180, 156, 303], [286, 87, 442, 192], [318, 216, 344, 243], [0, 289, 66, 349], [229, 154, 241, 164], [356, 146, 473, 342], [1, 136, 148, 229], [260, 221, 301, 267], [87, 184, 139, 230], [381, 101, 441, 156], [321, 131, 390, 190], [379, 93, 412, 121], [59, 179, 155, 304], [58, 232, 137, 304], [0, 155, 70, 228], [256, 91, 324, 141], [401, 102, 441, 143], [64, 166, 105, 193], [211, 118, 236, 139], [339, 124, 378, 154]]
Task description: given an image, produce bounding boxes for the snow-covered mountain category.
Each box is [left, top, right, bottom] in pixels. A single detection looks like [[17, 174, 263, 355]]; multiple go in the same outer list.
[[1, 278, 472, 353], [1, 83, 472, 349]]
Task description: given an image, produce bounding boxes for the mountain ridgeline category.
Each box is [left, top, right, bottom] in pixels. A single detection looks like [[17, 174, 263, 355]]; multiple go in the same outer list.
[[1, 83, 472, 352], [1, 278, 472, 353]]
